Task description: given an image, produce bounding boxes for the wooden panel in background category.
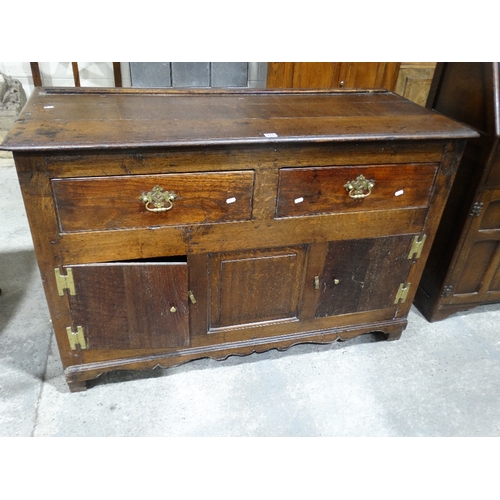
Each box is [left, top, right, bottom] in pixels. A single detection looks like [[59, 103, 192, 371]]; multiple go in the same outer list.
[[267, 62, 401, 90], [395, 63, 437, 106]]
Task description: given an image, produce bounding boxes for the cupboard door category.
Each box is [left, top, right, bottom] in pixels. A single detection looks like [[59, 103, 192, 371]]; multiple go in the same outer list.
[[68, 261, 189, 349], [452, 189, 500, 297], [208, 246, 307, 331], [454, 241, 500, 294], [316, 236, 415, 317], [266, 63, 401, 90], [337, 62, 401, 90]]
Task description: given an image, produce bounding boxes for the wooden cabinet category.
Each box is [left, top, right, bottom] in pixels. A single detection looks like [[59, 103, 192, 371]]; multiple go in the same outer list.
[[267, 62, 438, 107], [266, 63, 401, 90], [414, 63, 500, 321], [0, 88, 476, 391]]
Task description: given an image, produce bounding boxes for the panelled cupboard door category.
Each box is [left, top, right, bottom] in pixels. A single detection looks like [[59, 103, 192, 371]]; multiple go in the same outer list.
[[337, 62, 401, 90], [266, 62, 401, 91], [208, 246, 308, 331], [450, 189, 500, 299], [67, 262, 189, 350], [316, 235, 415, 317]]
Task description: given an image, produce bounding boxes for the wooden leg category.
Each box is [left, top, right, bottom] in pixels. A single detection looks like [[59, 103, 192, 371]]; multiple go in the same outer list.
[[385, 330, 402, 341], [66, 378, 87, 393], [424, 305, 477, 323], [384, 321, 406, 341]]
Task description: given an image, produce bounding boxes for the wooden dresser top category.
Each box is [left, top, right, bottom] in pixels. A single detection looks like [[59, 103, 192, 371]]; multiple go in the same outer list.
[[1, 88, 478, 151]]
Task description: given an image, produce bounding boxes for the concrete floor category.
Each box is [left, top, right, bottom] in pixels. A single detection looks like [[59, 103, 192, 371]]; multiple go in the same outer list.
[[1, 158, 500, 437]]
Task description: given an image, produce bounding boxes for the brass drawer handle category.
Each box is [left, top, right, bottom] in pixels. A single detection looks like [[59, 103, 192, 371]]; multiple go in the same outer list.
[[139, 185, 177, 212], [344, 175, 375, 199]]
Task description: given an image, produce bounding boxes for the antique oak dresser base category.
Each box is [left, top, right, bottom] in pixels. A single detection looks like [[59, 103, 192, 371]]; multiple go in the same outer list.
[[1, 88, 476, 391]]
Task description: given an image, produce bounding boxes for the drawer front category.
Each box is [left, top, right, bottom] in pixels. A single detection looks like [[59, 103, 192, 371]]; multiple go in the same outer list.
[[52, 170, 254, 232], [276, 164, 438, 218]]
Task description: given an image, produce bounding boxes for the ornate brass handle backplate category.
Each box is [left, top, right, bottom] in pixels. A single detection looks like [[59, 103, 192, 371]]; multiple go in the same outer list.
[[139, 185, 177, 212], [344, 175, 375, 199]]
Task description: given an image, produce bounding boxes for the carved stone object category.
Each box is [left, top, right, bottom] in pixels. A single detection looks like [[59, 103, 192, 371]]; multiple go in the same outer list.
[[0, 71, 27, 113]]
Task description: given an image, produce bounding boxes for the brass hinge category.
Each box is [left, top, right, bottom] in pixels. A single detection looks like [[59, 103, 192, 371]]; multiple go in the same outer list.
[[66, 326, 86, 350], [394, 283, 411, 304], [470, 202, 484, 217], [55, 268, 76, 296], [408, 234, 427, 260], [188, 290, 197, 304]]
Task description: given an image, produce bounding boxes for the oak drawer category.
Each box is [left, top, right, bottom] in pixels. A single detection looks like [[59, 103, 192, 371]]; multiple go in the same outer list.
[[275, 164, 438, 218], [52, 170, 255, 232]]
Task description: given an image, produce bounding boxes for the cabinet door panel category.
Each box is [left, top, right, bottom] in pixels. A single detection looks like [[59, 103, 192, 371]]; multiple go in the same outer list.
[[490, 261, 500, 291], [209, 246, 307, 330], [479, 199, 500, 230], [68, 262, 189, 349], [455, 241, 499, 294], [451, 189, 500, 295], [316, 236, 414, 317]]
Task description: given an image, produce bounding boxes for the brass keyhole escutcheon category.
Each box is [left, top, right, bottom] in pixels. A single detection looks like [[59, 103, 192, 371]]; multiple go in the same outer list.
[[170, 306, 177, 313], [334, 279, 340, 285], [344, 175, 375, 199], [139, 185, 177, 212]]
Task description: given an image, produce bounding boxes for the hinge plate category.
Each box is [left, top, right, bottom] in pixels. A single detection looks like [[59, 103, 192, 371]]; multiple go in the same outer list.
[[66, 326, 86, 350], [470, 202, 484, 217], [394, 283, 411, 304], [408, 234, 427, 260], [55, 268, 76, 296]]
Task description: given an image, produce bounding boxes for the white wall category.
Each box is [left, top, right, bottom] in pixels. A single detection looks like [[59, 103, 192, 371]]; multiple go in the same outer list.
[[0, 62, 267, 100], [0, 62, 120, 99]]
